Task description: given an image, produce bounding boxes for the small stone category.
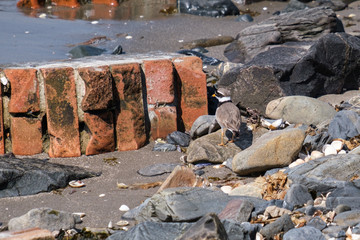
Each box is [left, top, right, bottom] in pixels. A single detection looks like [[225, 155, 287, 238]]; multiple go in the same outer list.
[[289, 159, 305, 168], [310, 150, 324, 160], [116, 220, 129, 226], [307, 216, 327, 231], [119, 205, 130, 212], [99, 194, 105, 197], [331, 140, 344, 152], [334, 204, 351, 215], [221, 186, 232, 194], [323, 144, 337, 156]]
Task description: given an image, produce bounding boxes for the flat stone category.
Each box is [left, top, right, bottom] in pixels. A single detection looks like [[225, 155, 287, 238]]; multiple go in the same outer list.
[[284, 184, 313, 207], [0, 155, 97, 198], [177, 213, 228, 240], [137, 163, 179, 177], [334, 210, 360, 227], [266, 96, 337, 126], [232, 128, 305, 175], [218, 199, 254, 223], [260, 214, 294, 239], [283, 226, 325, 240], [8, 208, 78, 232]]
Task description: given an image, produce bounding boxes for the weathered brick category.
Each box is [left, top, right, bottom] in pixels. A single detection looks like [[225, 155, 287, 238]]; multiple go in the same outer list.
[[0, 228, 54, 240], [16, 0, 43, 9], [92, 0, 119, 6], [11, 117, 42, 155], [51, 0, 80, 8], [84, 112, 115, 155], [149, 106, 177, 139], [173, 56, 208, 131], [143, 59, 174, 105], [77, 66, 113, 112], [111, 64, 146, 151], [41, 67, 81, 158], [4, 68, 40, 114]]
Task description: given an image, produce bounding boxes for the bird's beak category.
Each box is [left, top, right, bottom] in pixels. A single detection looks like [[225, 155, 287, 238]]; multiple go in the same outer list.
[[212, 93, 216, 97]]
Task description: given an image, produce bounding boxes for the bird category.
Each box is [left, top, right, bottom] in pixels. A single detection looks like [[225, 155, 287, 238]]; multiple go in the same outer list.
[[213, 87, 241, 146]]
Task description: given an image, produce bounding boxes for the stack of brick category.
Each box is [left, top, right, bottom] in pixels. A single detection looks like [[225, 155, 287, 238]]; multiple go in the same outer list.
[[0, 53, 208, 158]]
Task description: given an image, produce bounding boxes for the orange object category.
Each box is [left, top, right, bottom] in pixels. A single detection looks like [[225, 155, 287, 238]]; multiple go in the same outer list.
[[92, 0, 119, 6], [17, 0, 43, 9], [51, 0, 80, 8]]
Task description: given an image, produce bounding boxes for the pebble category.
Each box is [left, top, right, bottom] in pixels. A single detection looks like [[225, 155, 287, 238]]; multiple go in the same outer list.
[[119, 205, 130, 212], [116, 220, 129, 226], [99, 194, 105, 198]]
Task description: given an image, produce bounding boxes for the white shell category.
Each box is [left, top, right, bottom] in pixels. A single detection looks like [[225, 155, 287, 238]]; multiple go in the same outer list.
[[116, 220, 129, 226], [269, 119, 283, 129], [310, 150, 324, 160], [323, 145, 337, 156], [221, 185, 232, 194], [289, 159, 305, 168], [338, 150, 347, 155], [119, 205, 130, 212], [331, 140, 344, 152]]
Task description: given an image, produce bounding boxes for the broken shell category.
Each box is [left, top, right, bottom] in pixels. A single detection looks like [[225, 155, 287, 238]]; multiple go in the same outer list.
[[69, 180, 85, 188], [73, 212, 86, 218], [331, 140, 344, 152], [99, 194, 105, 197], [213, 164, 224, 169], [323, 145, 337, 156], [119, 205, 130, 212], [116, 220, 129, 226], [304, 155, 311, 162], [310, 150, 324, 160], [108, 221, 113, 228], [221, 185, 232, 194], [117, 182, 128, 189], [349, 13, 356, 18]]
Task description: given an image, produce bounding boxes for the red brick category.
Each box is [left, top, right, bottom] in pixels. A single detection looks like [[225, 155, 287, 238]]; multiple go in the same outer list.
[[78, 66, 113, 112], [92, 0, 119, 6], [51, 0, 80, 8], [41, 67, 81, 158], [16, 0, 43, 9], [111, 64, 146, 151], [4, 68, 40, 114], [173, 56, 208, 131], [84, 112, 115, 155], [143, 59, 174, 105], [11, 117, 42, 155], [1, 227, 54, 240], [149, 106, 177, 139]]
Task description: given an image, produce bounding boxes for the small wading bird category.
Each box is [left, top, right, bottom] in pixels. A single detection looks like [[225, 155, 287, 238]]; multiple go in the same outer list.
[[212, 88, 241, 146]]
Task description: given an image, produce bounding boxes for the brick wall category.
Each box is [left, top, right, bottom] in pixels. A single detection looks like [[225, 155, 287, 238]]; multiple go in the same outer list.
[[0, 53, 208, 157]]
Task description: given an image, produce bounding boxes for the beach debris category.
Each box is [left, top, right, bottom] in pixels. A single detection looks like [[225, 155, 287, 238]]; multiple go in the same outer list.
[[69, 180, 85, 188], [181, 35, 234, 49], [119, 205, 130, 212]]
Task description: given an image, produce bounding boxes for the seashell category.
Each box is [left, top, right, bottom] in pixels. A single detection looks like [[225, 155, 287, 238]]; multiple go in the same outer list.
[[69, 180, 85, 188], [304, 155, 311, 162], [261, 119, 271, 128], [73, 212, 86, 218], [119, 205, 130, 212], [349, 13, 356, 18], [331, 140, 344, 152], [289, 159, 305, 168], [108, 221, 113, 228], [310, 150, 324, 160], [38, 13, 47, 19], [221, 185, 232, 194], [323, 145, 337, 156], [213, 164, 224, 169], [116, 220, 129, 227], [99, 194, 105, 197]]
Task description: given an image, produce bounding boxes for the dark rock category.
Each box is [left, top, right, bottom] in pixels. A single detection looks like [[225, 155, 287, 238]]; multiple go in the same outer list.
[[8, 208, 78, 232], [222, 220, 262, 240], [322, 226, 346, 239], [305, 205, 317, 216], [152, 142, 177, 152], [224, 7, 340, 64], [177, 213, 228, 240], [166, 131, 191, 147], [190, 115, 220, 139], [328, 110, 360, 141], [218, 199, 254, 222], [307, 216, 327, 231], [69, 45, 106, 58], [107, 221, 193, 240], [334, 204, 352, 215], [283, 226, 325, 240], [260, 214, 295, 239], [282, 0, 308, 13], [179, 0, 240, 17], [286, 154, 360, 194], [136, 187, 269, 223], [121, 198, 151, 220], [0, 157, 97, 198], [326, 183, 360, 210], [111, 45, 123, 55], [333, 210, 360, 227], [177, 49, 223, 66], [220, 32, 360, 113], [284, 184, 313, 207], [137, 163, 179, 177]]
